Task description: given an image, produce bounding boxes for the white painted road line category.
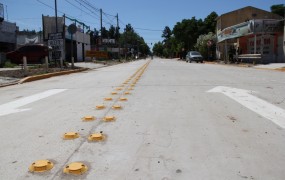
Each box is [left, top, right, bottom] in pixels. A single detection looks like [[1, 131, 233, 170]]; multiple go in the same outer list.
[[0, 89, 67, 117], [208, 86, 285, 128]]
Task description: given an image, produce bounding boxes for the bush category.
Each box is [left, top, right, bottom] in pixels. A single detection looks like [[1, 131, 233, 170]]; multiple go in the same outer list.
[[3, 61, 17, 68]]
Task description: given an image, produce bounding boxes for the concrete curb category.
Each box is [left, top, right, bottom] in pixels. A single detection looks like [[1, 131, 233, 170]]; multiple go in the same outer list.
[[0, 81, 19, 88], [18, 68, 89, 84]]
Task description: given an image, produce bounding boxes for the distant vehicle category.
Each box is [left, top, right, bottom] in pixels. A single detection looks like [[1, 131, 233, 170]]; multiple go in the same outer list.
[[186, 51, 204, 63], [6, 44, 49, 64]]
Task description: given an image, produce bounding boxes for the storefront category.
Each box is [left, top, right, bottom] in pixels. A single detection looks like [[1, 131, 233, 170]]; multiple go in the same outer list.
[[216, 19, 284, 63]]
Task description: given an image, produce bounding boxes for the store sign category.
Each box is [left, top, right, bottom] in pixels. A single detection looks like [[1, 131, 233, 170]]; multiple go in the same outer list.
[[86, 50, 108, 59], [48, 33, 64, 60], [248, 35, 274, 55], [217, 19, 281, 43], [42, 16, 64, 40], [102, 39, 116, 44], [217, 21, 252, 43]]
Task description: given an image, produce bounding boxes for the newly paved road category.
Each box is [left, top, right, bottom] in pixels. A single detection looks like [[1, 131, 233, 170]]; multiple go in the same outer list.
[[0, 58, 285, 180]]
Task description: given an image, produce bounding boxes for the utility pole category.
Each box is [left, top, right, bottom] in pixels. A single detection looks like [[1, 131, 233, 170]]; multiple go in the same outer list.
[[117, 13, 120, 59], [55, 0, 58, 32], [100, 9, 103, 51], [100, 9, 103, 36], [116, 13, 119, 29]]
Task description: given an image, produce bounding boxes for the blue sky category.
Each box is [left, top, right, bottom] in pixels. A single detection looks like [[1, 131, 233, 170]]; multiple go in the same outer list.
[[0, 0, 284, 48]]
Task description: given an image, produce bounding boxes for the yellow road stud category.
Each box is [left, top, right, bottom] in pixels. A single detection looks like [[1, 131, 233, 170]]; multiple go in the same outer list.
[[104, 97, 113, 101], [124, 92, 131, 95], [82, 116, 95, 121], [63, 132, 80, 140], [103, 116, 116, 122], [111, 92, 118, 95], [29, 160, 54, 173], [119, 97, 128, 101], [116, 87, 123, 91], [112, 105, 122, 109], [88, 132, 105, 141], [96, 105, 106, 110], [63, 162, 88, 175]]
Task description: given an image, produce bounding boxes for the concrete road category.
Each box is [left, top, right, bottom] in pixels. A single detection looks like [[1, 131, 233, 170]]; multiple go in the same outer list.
[[0, 58, 285, 180]]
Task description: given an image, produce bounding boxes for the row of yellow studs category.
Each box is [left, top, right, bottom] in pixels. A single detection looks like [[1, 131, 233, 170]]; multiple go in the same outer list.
[[29, 61, 151, 175]]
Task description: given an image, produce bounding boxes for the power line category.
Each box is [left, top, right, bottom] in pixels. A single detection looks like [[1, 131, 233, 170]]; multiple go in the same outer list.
[[135, 28, 163, 32], [64, 0, 99, 21], [36, 0, 98, 27]]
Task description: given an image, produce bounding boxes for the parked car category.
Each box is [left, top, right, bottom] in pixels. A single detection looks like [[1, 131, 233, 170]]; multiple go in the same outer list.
[[6, 44, 50, 64], [186, 51, 204, 63]]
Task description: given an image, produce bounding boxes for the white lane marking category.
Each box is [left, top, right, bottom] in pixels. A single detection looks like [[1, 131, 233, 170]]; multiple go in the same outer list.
[[208, 86, 285, 128], [0, 89, 67, 116]]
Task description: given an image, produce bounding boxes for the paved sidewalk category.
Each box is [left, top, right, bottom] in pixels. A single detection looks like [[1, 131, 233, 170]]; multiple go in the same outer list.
[[0, 62, 107, 87], [253, 63, 285, 69]]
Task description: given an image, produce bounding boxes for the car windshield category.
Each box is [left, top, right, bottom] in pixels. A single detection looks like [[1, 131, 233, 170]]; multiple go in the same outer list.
[[191, 52, 201, 55]]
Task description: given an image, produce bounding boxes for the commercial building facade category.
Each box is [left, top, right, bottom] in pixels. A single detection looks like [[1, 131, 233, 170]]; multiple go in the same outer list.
[[216, 6, 284, 63]]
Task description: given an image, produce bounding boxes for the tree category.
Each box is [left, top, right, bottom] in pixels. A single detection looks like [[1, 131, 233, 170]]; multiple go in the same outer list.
[[271, 4, 285, 17], [125, 23, 134, 33], [152, 42, 164, 57], [173, 17, 200, 51], [204, 12, 218, 33], [162, 26, 172, 40], [101, 27, 108, 38], [108, 25, 116, 39], [119, 24, 150, 57], [195, 32, 216, 60]]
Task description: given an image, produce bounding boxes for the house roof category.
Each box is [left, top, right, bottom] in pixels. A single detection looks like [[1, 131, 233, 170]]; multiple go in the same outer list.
[[216, 6, 283, 20]]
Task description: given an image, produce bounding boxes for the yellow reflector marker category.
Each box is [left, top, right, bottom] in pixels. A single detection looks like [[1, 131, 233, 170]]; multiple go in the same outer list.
[[96, 105, 106, 110], [111, 92, 118, 95], [82, 116, 95, 121], [63, 132, 80, 140], [103, 116, 116, 122], [130, 84, 135, 87], [112, 105, 122, 109], [104, 97, 113, 101], [29, 160, 54, 173], [128, 88, 134, 90], [116, 87, 122, 91], [88, 132, 105, 141], [119, 97, 128, 101], [124, 92, 131, 95], [63, 162, 88, 175]]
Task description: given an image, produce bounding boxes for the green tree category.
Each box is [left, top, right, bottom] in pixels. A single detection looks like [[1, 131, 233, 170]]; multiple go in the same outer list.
[[152, 42, 164, 57], [108, 25, 116, 39], [101, 27, 108, 38], [271, 4, 285, 17], [162, 26, 172, 40], [173, 17, 201, 51], [195, 32, 216, 60], [119, 24, 150, 57], [204, 12, 218, 33]]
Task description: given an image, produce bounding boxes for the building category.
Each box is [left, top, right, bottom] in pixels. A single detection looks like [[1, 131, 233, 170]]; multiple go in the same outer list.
[[216, 6, 284, 63], [0, 21, 17, 53]]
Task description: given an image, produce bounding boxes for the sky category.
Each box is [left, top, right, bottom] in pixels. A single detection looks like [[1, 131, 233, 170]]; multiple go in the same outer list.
[[0, 0, 284, 49]]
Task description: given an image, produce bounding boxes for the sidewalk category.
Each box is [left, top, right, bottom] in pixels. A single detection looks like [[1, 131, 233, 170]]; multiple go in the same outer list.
[[253, 63, 285, 70], [0, 62, 107, 87]]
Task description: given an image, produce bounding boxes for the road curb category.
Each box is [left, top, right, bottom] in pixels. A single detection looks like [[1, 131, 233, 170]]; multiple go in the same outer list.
[[18, 68, 89, 84]]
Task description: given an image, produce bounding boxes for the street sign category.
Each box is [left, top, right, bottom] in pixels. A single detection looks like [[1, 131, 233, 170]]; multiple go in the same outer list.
[[48, 33, 64, 61]]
